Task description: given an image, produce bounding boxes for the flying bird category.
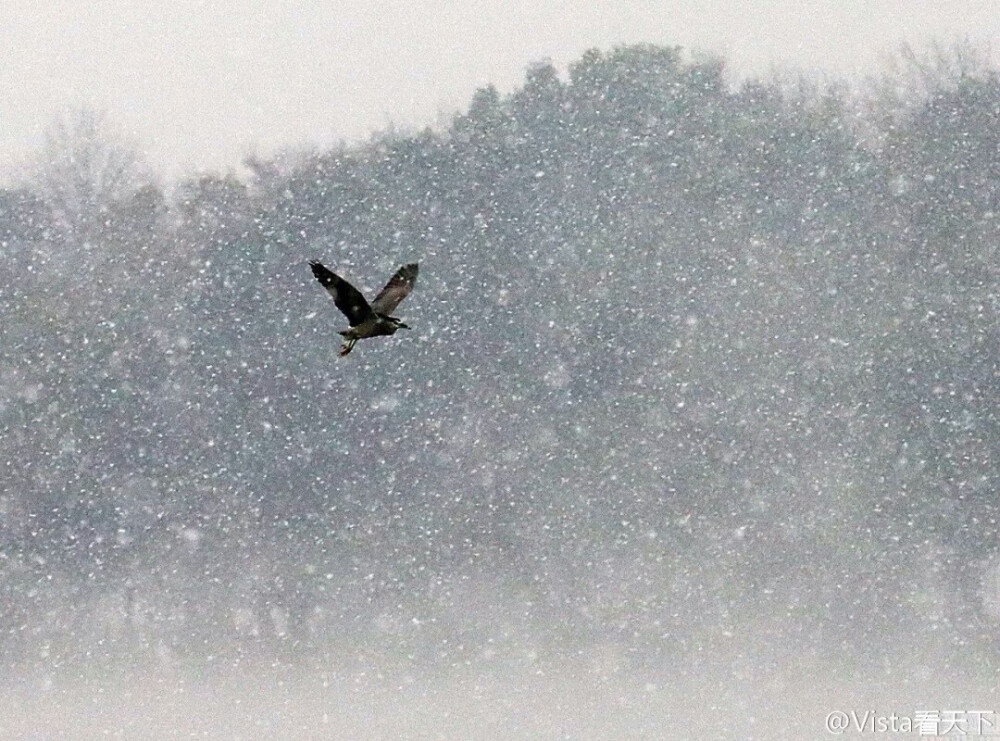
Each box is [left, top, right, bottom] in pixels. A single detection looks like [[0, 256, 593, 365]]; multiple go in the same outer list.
[[309, 261, 418, 356]]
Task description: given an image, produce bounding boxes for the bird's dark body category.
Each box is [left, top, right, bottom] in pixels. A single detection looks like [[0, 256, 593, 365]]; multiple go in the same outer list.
[[338, 315, 404, 338]]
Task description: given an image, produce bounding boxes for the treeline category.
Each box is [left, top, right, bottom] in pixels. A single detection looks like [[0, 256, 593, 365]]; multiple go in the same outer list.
[[0, 44, 997, 669]]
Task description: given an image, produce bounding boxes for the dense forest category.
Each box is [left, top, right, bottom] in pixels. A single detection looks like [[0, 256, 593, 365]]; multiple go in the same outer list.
[[0, 44, 997, 675]]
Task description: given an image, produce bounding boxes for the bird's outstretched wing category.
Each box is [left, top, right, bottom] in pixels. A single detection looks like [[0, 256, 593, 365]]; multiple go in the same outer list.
[[371, 263, 418, 315], [309, 261, 374, 326]]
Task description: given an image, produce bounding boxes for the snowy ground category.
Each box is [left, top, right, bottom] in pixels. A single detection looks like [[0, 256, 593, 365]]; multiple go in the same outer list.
[[2, 651, 996, 740]]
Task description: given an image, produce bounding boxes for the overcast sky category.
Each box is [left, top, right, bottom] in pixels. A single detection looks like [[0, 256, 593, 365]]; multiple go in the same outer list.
[[3, 0, 997, 181]]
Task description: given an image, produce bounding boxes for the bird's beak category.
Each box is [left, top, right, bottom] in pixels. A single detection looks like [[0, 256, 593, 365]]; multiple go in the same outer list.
[[398, 322, 411, 330]]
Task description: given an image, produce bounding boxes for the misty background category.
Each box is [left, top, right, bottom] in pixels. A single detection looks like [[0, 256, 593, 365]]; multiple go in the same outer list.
[[0, 39, 998, 739], [4, 0, 1000, 178]]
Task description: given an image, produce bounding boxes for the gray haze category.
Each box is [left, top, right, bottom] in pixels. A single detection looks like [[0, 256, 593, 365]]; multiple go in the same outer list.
[[3, 0, 999, 178], [1, 15, 999, 741]]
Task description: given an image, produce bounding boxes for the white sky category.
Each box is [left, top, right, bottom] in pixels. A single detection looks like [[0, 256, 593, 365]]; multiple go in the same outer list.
[[2, 0, 997, 181]]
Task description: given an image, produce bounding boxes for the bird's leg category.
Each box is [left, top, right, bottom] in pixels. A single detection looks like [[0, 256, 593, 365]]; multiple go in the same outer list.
[[338, 338, 357, 356]]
